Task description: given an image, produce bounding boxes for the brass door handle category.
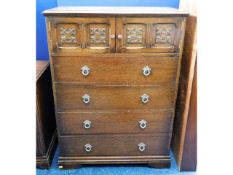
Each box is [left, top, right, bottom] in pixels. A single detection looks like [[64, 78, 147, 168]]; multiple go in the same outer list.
[[117, 34, 123, 39], [110, 34, 115, 39]]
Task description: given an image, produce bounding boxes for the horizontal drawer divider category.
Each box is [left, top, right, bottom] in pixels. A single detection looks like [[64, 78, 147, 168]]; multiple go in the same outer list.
[[53, 82, 176, 87], [57, 109, 175, 114], [58, 132, 172, 136], [59, 155, 170, 160], [57, 108, 174, 114], [59, 133, 172, 137], [51, 52, 180, 57]]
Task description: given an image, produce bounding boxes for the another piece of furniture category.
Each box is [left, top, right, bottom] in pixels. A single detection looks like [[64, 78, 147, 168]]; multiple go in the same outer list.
[[36, 61, 57, 168], [171, 14, 197, 171], [43, 7, 188, 169]]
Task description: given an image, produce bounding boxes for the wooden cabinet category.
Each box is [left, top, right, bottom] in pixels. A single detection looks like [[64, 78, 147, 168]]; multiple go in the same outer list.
[[44, 6, 188, 169], [36, 61, 57, 168]]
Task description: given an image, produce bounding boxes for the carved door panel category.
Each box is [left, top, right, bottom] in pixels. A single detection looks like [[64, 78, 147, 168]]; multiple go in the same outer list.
[[82, 18, 115, 53], [49, 17, 115, 54], [116, 17, 185, 53]]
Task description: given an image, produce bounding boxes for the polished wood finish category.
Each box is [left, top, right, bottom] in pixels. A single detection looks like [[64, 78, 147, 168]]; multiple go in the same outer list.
[[171, 15, 197, 171], [116, 17, 184, 53], [59, 156, 170, 169], [181, 61, 197, 171], [44, 7, 188, 169], [59, 134, 170, 156], [49, 17, 116, 54], [53, 56, 178, 85], [56, 85, 175, 111], [36, 61, 57, 169], [57, 110, 174, 135]]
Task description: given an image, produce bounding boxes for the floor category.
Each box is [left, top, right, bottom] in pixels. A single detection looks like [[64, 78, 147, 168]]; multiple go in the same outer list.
[[37, 147, 196, 175]]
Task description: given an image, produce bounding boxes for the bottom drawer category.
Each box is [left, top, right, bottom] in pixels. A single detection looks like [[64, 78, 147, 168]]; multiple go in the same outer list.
[[59, 134, 171, 157]]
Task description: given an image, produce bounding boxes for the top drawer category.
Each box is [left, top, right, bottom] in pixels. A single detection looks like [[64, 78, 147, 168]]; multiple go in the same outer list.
[[52, 55, 178, 85]]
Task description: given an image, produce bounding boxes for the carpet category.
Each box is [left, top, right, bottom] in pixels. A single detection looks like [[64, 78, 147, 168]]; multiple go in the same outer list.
[[37, 147, 196, 175]]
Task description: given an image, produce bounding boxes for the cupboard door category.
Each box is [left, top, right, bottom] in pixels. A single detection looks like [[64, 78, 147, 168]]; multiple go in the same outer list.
[[49, 17, 115, 54], [83, 18, 115, 53], [116, 17, 185, 53]]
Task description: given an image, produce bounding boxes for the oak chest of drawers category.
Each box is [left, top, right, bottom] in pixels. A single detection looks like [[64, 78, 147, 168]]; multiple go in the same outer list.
[[43, 6, 188, 169]]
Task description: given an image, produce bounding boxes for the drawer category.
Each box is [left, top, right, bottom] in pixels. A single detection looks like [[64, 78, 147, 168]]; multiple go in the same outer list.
[[59, 134, 170, 157], [57, 110, 174, 135], [56, 85, 175, 111], [52, 56, 178, 85]]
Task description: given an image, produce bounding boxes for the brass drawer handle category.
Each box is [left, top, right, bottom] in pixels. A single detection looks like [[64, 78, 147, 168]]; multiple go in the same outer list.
[[82, 94, 91, 104], [138, 143, 146, 152], [84, 143, 92, 152], [142, 66, 152, 76], [139, 119, 147, 129], [81, 65, 90, 76], [141, 94, 150, 104], [83, 120, 91, 129]]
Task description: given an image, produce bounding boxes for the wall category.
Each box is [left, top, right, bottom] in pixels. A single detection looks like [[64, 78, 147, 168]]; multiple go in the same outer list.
[[36, 0, 57, 60], [57, 0, 179, 7], [36, 0, 180, 60]]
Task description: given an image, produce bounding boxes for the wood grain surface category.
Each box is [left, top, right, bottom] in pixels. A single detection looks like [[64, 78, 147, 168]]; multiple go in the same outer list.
[[57, 110, 174, 135], [36, 61, 57, 168], [52, 56, 178, 84], [56, 84, 176, 111], [59, 134, 171, 157], [171, 15, 196, 171], [44, 9, 188, 168]]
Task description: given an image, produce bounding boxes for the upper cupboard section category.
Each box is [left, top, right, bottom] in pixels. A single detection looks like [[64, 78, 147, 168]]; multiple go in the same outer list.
[[48, 17, 116, 54], [47, 17, 185, 54], [117, 17, 185, 53]]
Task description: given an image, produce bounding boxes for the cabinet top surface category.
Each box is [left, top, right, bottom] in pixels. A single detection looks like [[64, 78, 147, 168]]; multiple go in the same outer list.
[[43, 6, 189, 17], [36, 61, 49, 81]]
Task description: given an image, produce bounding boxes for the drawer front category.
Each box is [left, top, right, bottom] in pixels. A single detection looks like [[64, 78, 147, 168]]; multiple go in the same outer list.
[[56, 85, 175, 111], [52, 56, 178, 84], [57, 110, 174, 135], [59, 134, 170, 156]]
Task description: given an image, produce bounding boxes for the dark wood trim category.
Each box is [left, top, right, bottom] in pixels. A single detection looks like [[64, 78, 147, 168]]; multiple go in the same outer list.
[[37, 130, 57, 169], [171, 15, 197, 171], [180, 61, 197, 171], [36, 61, 57, 169], [58, 156, 171, 169]]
